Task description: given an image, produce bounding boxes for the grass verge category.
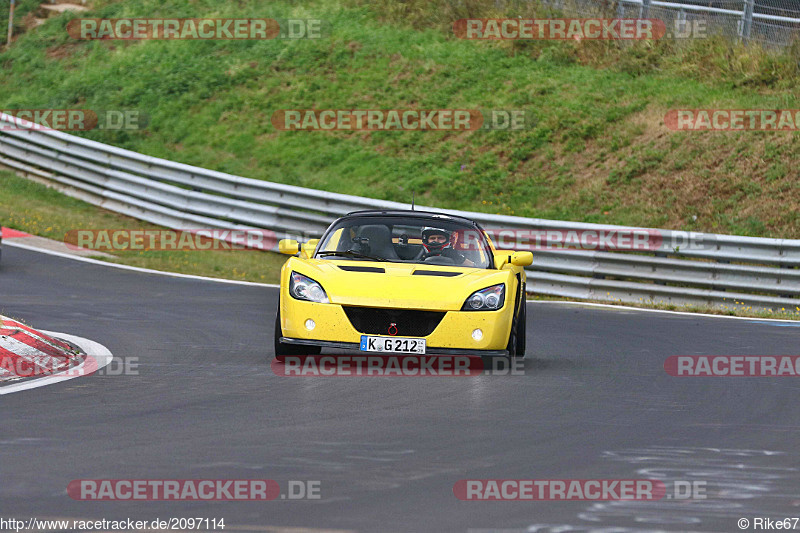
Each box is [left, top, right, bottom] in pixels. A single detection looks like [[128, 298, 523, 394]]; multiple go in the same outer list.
[[0, 170, 287, 283]]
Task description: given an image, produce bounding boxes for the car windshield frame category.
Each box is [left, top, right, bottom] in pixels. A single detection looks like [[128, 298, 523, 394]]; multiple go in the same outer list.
[[313, 214, 495, 269]]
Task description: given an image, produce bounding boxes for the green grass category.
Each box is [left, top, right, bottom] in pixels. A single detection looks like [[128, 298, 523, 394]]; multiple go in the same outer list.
[[0, 171, 287, 283], [0, 0, 799, 239]]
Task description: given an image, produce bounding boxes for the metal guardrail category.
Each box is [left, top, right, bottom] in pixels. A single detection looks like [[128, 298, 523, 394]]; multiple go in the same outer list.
[[2, 111, 800, 311]]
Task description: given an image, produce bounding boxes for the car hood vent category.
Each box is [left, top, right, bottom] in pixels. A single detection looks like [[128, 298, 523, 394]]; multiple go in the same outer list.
[[412, 270, 461, 277], [337, 265, 386, 273]]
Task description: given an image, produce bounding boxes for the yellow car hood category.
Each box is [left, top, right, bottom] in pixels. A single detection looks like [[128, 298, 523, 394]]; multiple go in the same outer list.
[[292, 259, 511, 311]]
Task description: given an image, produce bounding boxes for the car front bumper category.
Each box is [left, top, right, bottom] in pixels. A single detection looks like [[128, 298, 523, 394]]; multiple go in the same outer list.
[[279, 299, 514, 354], [279, 337, 509, 357]]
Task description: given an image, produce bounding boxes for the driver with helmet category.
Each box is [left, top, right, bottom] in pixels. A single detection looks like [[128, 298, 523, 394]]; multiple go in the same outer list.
[[420, 227, 475, 267]]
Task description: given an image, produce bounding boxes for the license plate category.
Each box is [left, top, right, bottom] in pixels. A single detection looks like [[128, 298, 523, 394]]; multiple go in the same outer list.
[[360, 336, 426, 354]]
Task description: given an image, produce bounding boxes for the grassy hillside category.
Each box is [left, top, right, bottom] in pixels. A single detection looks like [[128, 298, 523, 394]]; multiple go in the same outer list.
[[1, 0, 799, 237]]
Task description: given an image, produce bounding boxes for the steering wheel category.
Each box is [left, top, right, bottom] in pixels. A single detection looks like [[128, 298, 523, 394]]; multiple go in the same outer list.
[[423, 255, 455, 265]]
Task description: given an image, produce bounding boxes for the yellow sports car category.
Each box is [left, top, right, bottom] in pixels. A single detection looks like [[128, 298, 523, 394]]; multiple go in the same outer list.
[[274, 210, 532, 362]]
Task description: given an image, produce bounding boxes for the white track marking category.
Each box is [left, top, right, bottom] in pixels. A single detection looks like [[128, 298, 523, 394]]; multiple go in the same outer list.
[[4, 240, 279, 288], [0, 331, 113, 395]]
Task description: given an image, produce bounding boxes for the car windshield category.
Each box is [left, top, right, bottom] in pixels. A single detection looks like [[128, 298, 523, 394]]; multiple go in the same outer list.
[[314, 215, 493, 269]]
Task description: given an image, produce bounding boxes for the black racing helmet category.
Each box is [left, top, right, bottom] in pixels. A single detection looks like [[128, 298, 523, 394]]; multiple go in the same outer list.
[[421, 227, 452, 254]]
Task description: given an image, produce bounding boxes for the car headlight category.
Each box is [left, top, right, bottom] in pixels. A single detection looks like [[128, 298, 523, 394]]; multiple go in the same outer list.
[[462, 284, 505, 311], [289, 272, 329, 303]]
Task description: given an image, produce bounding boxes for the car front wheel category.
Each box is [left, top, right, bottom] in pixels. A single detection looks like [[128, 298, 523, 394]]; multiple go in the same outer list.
[[516, 285, 526, 358], [273, 307, 320, 361]]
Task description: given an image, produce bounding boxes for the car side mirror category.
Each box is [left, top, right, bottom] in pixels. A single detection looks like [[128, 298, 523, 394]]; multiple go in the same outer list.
[[279, 239, 300, 255], [511, 251, 533, 266], [494, 251, 533, 268]]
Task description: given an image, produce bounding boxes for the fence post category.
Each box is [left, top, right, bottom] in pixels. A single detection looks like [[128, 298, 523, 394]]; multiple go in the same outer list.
[[677, 6, 686, 36], [641, 0, 651, 19], [6, 0, 14, 48], [741, 0, 754, 42]]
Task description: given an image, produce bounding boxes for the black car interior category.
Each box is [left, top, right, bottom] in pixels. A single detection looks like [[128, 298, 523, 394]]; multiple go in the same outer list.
[[328, 221, 486, 267]]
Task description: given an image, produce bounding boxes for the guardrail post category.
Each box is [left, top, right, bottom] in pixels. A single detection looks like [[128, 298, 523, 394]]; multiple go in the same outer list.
[[779, 263, 792, 298], [740, 0, 754, 42], [654, 251, 667, 284]]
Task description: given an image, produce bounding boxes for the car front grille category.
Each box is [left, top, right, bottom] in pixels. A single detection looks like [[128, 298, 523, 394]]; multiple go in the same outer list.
[[342, 307, 446, 337]]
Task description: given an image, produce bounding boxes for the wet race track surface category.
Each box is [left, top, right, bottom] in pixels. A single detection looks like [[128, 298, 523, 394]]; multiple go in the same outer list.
[[2, 245, 800, 532]]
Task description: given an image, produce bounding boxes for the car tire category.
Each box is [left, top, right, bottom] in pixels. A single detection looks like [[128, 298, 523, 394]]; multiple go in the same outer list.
[[505, 313, 517, 361], [516, 284, 526, 358], [274, 307, 320, 361]]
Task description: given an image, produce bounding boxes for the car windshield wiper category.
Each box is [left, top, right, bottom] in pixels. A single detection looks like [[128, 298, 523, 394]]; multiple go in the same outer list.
[[316, 250, 385, 262]]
